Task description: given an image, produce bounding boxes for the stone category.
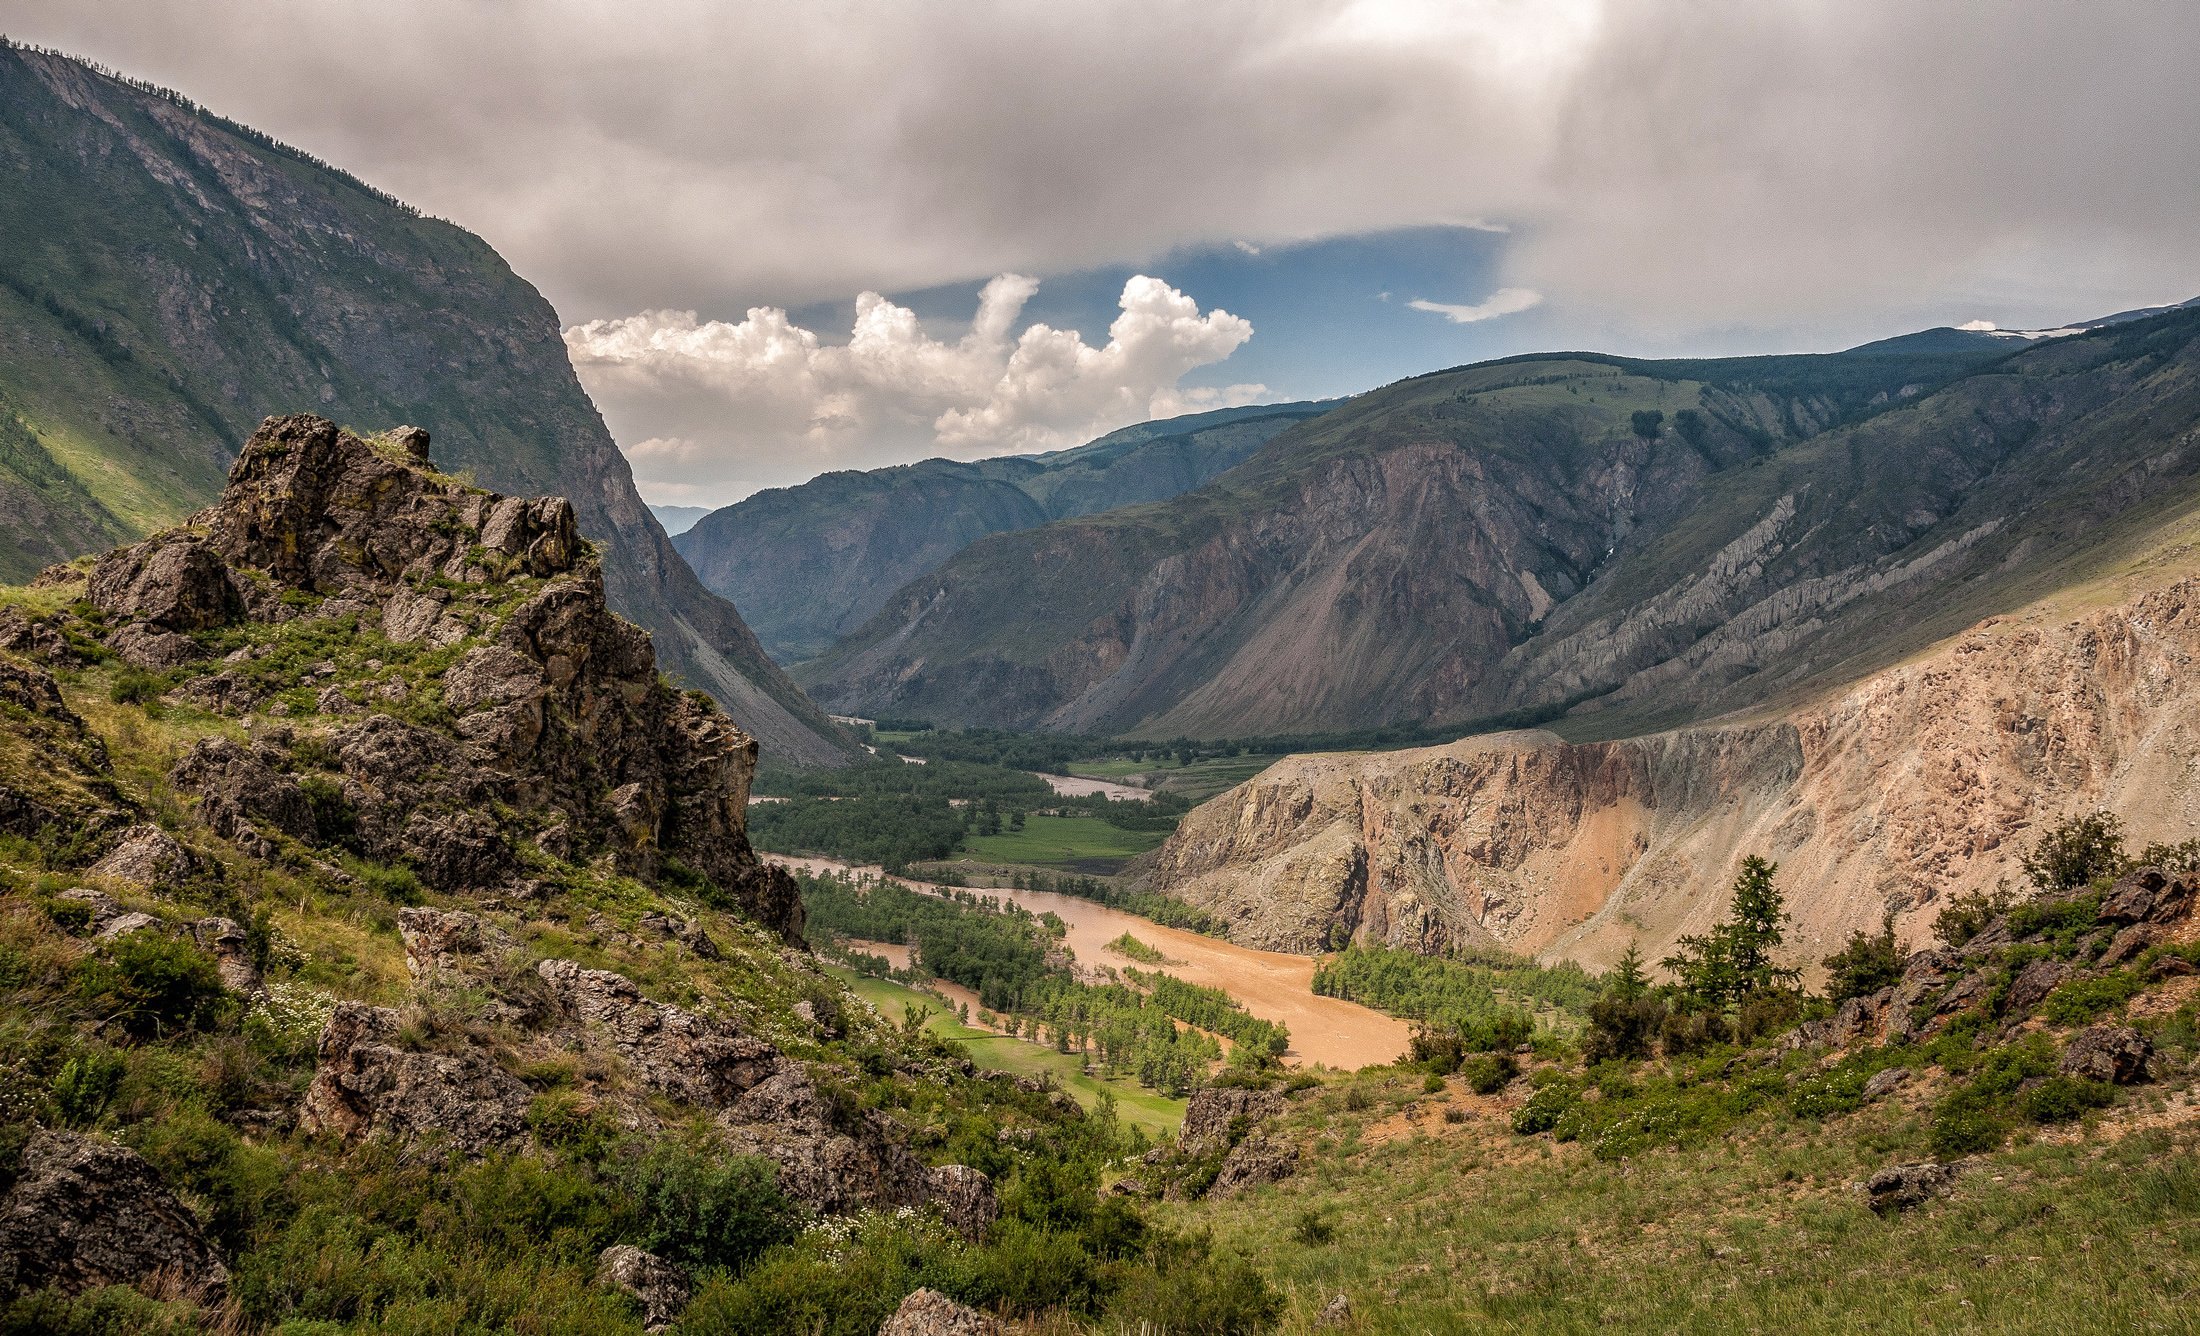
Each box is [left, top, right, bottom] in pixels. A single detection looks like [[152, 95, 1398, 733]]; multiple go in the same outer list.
[[2151, 955, 2197, 980], [0, 605, 74, 663], [2102, 923, 2159, 968], [1316, 1294, 1353, 1328], [2060, 1025, 2151, 1085], [88, 824, 197, 887], [0, 1128, 228, 1303], [1865, 1161, 1959, 1214], [170, 737, 315, 842], [54, 886, 126, 934], [1179, 1085, 1287, 1155], [189, 915, 264, 995], [389, 425, 433, 462], [1208, 1135, 1299, 1198], [536, 959, 779, 1111], [397, 907, 511, 979], [107, 622, 201, 670], [596, 1245, 690, 1332], [98, 910, 161, 940], [298, 1002, 532, 1154], [2099, 867, 2197, 926], [380, 587, 448, 644], [399, 809, 513, 891], [88, 533, 241, 631], [1862, 1066, 1913, 1101], [877, 1287, 1002, 1336], [925, 1164, 999, 1242], [2004, 958, 2072, 1015]]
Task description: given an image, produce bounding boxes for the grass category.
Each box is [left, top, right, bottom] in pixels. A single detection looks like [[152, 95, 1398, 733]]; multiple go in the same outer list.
[[827, 966, 1184, 1136], [959, 813, 1170, 873], [1169, 1072, 2200, 1333], [1067, 753, 1287, 803]]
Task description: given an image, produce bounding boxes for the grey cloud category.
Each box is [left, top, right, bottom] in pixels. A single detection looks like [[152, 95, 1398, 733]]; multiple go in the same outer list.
[[11, 1, 2198, 441]]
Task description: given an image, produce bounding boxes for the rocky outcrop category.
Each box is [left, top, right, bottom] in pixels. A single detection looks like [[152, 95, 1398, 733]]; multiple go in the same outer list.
[[0, 1129, 228, 1302], [171, 737, 315, 844], [1209, 1135, 1299, 1198], [1179, 1087, 1287, 1156], [297, 1002, 534, 1155], [2060, 1025, 2152, 1085], [877, 1288, 1002, 1336], [596, 1245, 691, 1333], [1865, 1161, 1961, 1214], [1145, 576, 2200, 974], [86, 825, 196, 888]]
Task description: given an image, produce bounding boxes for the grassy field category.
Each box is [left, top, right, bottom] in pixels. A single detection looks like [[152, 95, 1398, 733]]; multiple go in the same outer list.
[[1168, 1067, 2200, 1333], [826, 966, 1185, 1136], [959, 813, 1170, 873], [1068, 753, 1287, 803]]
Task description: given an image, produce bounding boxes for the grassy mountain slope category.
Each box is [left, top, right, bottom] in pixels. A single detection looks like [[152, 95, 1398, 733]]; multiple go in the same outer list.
[[676, 402, 1328, 663], [801, 334, 2018, 736], [0, 43, 851, 765]]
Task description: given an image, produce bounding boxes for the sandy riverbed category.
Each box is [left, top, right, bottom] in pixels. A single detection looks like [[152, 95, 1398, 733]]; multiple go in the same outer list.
[[772, 855, 1411, 1069]]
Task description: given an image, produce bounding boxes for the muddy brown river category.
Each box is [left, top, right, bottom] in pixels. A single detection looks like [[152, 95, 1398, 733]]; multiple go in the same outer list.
[[772, 855, 1412, 1070]]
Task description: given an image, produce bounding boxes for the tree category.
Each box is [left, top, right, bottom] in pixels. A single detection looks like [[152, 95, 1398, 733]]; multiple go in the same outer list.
[[2020, 810, 2127, 892], [1673, 407, 1709, 447], [1631, 408, 1665, 439], [1584, 944, 1663, 1063], [1607, 943, 1649, 1002], [1822, 912, 1904, 1001], [1662, 856, 1798, 1009]]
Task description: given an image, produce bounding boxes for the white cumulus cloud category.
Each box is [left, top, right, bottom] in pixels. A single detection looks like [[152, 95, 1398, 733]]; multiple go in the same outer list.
[[1408, 287, 1544, 324], [563, 275, 1261, 503]]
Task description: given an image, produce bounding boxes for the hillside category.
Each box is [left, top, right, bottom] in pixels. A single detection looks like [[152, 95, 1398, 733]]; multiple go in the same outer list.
[[675, 402, 1327, 663], [0, 44, 851, 765], [800, 326, 2046, 736]]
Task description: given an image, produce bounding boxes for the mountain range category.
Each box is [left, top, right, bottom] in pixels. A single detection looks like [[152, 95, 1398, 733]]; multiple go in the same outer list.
[[674, 401, 1329, 663], [0, 44, 851, 765]]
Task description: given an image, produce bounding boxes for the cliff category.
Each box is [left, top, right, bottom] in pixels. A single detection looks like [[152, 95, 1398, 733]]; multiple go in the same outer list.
[[1143, 561, 2200, 973]]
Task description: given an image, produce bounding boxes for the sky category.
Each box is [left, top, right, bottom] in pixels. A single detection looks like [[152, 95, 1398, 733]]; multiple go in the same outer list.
[[9, 1, 2200, 507]]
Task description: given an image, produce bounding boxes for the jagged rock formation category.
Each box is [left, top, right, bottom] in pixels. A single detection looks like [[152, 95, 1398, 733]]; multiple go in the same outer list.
[[877, 1287, 1003, 1336], [675, 402, 1326, 663], [596, 1245, 691, 1332], [0, 1130, 229, 1302], [0, 46, 849, 764], [63, 414, 804, 932], [807, 306, 2200, 746], [1144, 573, 2200, 972]]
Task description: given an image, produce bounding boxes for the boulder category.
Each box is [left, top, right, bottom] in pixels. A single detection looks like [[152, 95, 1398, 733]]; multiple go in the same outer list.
[[397, 907, 512, 980], [298, 1002, 531, 1154], [536, 959, 779, 1111], [0, 605, 72, 663], [2102, 923, 2159, 968], [107, 623, 202, 670], [596, 1245, 690, 1332], [188, 915, 264, 995], [170, 738, 314, 842], [1316, 1294, 1353, 1328], [388, 425, 433, 462], [0, 1129, 228, 1303], [88, 534, 241, 631], [877, 1288, 1002, 1336], [2099, 868, 2197, 926], [87, 825, 197, 887], [1208, 1135, 1299, 1198], [1180, 1086, 1287, 1155], [1864, 1161, 1960, 1214], [399, 810, 513, 891], [1862, 1067, 1913, 1101], [925, 1164, 999, 1242], [2059, 1025, 2151, 1085], [2004, 958, 2073, 1015]]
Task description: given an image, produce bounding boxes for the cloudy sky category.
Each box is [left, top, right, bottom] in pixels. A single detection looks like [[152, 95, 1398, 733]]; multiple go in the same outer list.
[[10, 1, 2200, 506]]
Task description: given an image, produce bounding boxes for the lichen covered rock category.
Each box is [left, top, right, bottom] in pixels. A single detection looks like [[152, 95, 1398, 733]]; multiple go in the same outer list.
[[0, 1129, 228, 1303]]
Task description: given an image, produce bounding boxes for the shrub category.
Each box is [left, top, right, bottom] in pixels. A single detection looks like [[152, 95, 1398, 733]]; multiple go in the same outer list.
[[1658, 1007, 1729, 1056], [1512, 1081, 1578, 1135], [1343, 1086, 1373, 1112], [107, 668, 167, 706], [2041, 972, 2146, 1025], [76, 936, 232, 1039], [2136, 838, 2200, 875], [1422, 1073, 1447, 1094], [1106, 1242, 1281, 1335], [1934, 882, 2017, 947], [2021, 811, 2127, 893], [1930, 1097, 2005, 1156], [49, 1050, 125, 1128], [1823, 915, 1904, 1001], [297, 775, 355, 845], [1291, 1208, 1334, 1245], [2019, 1075, 2114, 1124], [620, 1142, 799, 1272], [1631, 409, 1665, 439], [1584, 993, 1665, 1064], [1460, 1052, 1518, 1095]]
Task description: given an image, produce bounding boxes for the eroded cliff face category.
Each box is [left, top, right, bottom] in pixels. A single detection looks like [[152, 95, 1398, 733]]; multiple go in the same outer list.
[[1145, 573, 2200, 973]]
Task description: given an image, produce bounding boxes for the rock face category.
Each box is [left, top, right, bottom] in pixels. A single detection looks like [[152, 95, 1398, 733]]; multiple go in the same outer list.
[[1209, 1135, 1299, 1198], [1143, 575, 2200, 973], [1179, 1087, 1288, 1156], [0, 1129, 228, 1302], [87, 825, 196, 888], [297, 1002, 534, 1155], [86, 415, 799, 935], [0, 46, 850, 764], [1865, 1161, 1960, 1214], [596, 1245, 691, 1332], [877, 1288, 1002, 1336], [2060, 1025, 2153, 1085]]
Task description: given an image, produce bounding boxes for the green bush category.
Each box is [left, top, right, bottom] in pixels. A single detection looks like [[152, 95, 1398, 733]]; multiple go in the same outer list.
[[75, 935, 232, 1039], [1512, 1081, 1578, 1134], [2019, 1075, 2114, 1124], [1460, 1052, 1518, 1095], [2041, 972, 2145, 1025], [1934, 883, 2016, 947], [1291, 1208, 1334, 1245], [1823, 916, 1904, 1001], [49, 1050, 125, 1127], [2021, 811, 2127, 893], [620, 1142, 799, 1272], [1106, 1240, 1281, 1335]]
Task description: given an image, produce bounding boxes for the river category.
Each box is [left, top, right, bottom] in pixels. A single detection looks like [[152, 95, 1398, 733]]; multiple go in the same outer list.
[[771, 855, 1412, 1070]]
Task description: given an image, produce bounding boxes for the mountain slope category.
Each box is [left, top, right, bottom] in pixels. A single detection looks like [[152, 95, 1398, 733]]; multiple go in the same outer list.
[[802, 333, 2027, 735], [1141, 519, 2200, 972], [0, 43, 851, 765], [675, 402, 1328, 662]]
